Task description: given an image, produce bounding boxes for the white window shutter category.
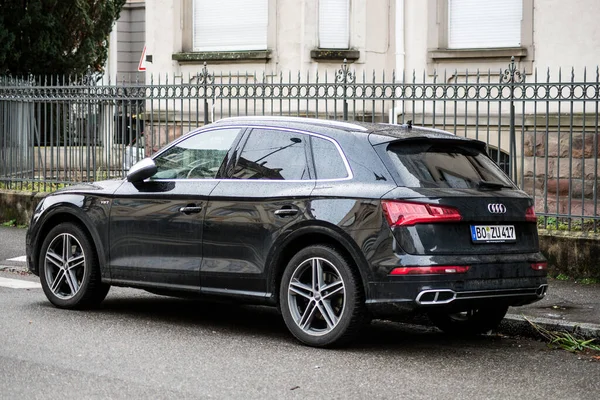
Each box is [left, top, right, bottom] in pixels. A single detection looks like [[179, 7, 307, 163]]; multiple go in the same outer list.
[[319, 0, 350, 49], [448, 0, 522, 49], [193, 0, 268, 52]]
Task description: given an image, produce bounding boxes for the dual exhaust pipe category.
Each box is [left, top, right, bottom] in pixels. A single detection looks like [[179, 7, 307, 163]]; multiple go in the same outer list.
[[415, 284, 548, 305]]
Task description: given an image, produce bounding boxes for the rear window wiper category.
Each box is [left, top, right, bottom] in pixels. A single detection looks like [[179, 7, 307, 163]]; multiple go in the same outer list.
[[477, 180, 514, 190]]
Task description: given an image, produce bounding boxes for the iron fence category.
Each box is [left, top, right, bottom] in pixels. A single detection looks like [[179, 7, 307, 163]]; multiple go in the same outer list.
[[1, 59, 599, 232]]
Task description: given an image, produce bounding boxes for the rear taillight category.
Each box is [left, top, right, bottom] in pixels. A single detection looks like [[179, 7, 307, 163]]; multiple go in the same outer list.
[[390, 266, 470, 275], [531, 262, 547, 271], [525, 206, 537, 222], [381, 200, 462, 227]]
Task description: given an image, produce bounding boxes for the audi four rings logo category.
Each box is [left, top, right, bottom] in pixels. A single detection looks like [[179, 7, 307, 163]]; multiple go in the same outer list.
[[487, 203, 507, 213]]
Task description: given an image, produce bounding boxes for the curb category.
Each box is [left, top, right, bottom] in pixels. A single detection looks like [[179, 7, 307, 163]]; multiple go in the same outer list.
[[500, 313, 600, 341]]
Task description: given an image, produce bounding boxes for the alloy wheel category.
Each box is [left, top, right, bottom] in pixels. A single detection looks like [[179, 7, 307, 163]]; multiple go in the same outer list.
[[287, 257, 346, 336], [44, 233, 87, 300]]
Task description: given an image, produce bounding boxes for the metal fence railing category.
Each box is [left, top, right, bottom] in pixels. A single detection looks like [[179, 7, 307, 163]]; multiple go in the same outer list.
[[1, 59, 599, 232]]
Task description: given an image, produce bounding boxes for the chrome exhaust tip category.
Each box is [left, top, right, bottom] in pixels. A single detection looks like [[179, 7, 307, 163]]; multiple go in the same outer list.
[[415, 289, 456, 305], [536, 284, 548, 298]]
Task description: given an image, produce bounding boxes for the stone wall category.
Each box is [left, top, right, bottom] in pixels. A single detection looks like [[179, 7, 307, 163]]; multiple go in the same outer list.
[[0, 190, 47, 226], [523, 130, 599, 217], [539, 230, 600, 278]]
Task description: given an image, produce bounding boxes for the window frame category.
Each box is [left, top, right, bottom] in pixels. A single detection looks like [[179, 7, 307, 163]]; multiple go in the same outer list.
[[426, 0, 533, 71], [177, 0, 274, 64], [311, 0, 360, 62], [230, 127, 313, 181], [150, 127, 246, 181], [488, 146, 511, 176], [309, 134, 351, 180], [227, 126, 353, 182]]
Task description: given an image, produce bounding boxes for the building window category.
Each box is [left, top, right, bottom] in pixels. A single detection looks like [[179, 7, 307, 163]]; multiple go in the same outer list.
[[318, 0, 350, 49], [426, 0, 533, 70], [192, 0, 268, 52], [448, 0, 522, 49], [488, 147, 510, 176]]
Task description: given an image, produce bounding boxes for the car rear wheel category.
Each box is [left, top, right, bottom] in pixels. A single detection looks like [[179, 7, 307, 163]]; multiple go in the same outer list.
[[279, 245, 367, 347], [428, 305, 509, 336], [39, 223, 110, 309]]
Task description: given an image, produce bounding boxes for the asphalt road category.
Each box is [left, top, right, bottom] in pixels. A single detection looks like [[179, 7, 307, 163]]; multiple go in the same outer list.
[[0, 226, 26, 264], [0, 268, 599, 400], [2, 226, 600, 399]]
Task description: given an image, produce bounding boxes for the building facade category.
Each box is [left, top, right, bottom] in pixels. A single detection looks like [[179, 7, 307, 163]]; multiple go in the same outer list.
[[138, 0, 600, 221], [143, 0, 600, 79]]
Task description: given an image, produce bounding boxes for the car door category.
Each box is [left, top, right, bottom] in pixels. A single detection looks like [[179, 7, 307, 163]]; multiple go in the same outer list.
[[201, 127, 316, 297], [108, 127, 243, 290]]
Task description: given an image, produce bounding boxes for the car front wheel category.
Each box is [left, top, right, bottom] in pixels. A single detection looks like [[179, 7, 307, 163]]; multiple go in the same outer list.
[[279, 245, 367, 347], [39, 222, 109, 309], [428, 305, 509, 336]]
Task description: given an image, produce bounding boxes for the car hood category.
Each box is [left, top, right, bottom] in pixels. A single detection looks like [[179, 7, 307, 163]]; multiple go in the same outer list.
[[51, 179, 125, 196]]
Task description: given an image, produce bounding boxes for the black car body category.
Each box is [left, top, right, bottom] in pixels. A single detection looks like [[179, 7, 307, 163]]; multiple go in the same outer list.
[[26, 117, 547, 347]]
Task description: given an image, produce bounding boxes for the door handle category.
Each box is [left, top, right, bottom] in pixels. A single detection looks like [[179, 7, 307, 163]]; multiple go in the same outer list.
[[274, 207, 299, 217], [179, 205, 203, 215]]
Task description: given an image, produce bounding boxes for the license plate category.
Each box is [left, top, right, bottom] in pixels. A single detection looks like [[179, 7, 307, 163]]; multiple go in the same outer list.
[[470, 225, 516, 243]]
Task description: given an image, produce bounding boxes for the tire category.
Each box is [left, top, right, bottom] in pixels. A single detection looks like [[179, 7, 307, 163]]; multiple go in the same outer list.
[[279, 245, 367, 347], [428, 305, 509, 336], [38, 222, 110, 309]]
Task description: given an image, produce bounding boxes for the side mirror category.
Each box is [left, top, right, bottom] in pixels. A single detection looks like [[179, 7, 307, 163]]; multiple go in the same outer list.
[[127, 157, 157, 183]]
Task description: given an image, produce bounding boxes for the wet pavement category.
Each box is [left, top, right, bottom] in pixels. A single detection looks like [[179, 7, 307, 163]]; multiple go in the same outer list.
[[501, 278, 600, 339]]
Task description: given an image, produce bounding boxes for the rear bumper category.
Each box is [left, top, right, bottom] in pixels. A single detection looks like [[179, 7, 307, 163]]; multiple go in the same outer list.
[[365, 264, 548, 316]]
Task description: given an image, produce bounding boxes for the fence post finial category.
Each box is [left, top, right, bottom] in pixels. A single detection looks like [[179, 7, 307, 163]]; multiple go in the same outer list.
[[197, 62, 213, 125], [337, 59, 355, 121]]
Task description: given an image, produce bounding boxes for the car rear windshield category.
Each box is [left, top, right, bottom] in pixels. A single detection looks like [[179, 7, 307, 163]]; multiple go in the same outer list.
[[386, 140, 514, 189]]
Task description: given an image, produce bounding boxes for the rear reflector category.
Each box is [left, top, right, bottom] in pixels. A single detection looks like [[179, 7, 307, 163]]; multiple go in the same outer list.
[[531, 262, 547, 271], [525, 206, 537, 222], [390, 266, 470, 275], [381, 200, 462, 227]]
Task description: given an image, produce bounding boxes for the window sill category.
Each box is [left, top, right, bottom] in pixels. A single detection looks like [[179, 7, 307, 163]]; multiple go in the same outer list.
[[428, 47, 528, 61], [310, 49, 360, 62], [172, 50, 272, 64]]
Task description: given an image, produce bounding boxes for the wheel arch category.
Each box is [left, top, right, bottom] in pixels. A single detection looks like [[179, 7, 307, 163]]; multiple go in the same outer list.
[[31, 205, 107, 278], [266, 224, 371, 305]]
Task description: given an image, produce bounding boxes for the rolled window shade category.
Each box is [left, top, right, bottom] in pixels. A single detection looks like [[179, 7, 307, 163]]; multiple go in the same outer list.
[[193, 0, 268, 51], [319, 0, 350, 49], [448, 0, 522, 49]]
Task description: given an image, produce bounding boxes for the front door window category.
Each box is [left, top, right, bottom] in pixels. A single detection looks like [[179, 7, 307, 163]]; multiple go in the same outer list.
[[153, 128, 241, 179]]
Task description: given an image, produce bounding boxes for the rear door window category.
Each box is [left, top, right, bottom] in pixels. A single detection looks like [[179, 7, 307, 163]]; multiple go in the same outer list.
[[228, 128, 310, 180], [386, 141, 514, 189]]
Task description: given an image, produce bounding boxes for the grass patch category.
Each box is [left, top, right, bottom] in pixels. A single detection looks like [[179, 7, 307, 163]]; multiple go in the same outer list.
[[538, 216, 599, 232], [526, 318, 600, 353], [1, 219, 27, 229], [0, 182, 66, 192], [555, 273, 570, 281], [578, 277, 600, 285]]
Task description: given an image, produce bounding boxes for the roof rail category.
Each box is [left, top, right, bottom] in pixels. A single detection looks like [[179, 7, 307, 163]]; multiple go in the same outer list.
[[214, 116, 368, 132]]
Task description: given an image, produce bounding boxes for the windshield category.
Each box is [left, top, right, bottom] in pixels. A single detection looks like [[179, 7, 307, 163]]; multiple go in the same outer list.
[[386, 141, 515, 189]]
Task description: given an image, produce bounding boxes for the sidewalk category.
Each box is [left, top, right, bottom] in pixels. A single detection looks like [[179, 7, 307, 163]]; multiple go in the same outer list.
[[500, 278, 600, 340]]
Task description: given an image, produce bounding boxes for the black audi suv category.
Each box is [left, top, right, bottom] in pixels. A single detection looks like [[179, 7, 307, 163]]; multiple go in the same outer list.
[[26, 116, 547, 347]]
